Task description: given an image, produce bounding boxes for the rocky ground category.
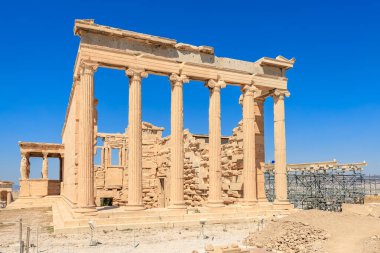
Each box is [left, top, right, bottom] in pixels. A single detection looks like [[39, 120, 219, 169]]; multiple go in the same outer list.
[[244, 219, 329, 252], [245, 209, 380, 253], [1, 207, 380, 253]]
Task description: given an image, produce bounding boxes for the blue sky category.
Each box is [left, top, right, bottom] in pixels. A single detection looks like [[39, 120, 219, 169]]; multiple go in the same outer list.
[[0, 0, 379, 183]]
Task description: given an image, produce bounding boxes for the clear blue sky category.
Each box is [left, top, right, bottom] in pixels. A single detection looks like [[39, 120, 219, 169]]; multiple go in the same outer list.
[[0, 0, 379, 183]]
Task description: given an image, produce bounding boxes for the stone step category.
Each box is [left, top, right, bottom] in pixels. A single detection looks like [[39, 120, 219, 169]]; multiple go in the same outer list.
[[57, 214, 274, 233], [56, 208, 289, 233]]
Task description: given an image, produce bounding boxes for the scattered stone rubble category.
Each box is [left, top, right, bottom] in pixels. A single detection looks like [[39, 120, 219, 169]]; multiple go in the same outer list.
[[244, 220, 329, 253]]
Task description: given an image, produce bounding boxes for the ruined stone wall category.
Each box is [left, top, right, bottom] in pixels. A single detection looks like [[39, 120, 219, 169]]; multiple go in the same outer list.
[[94, 123, 163, 208], [141, 123, 163, 208], [155, 101, 265, 207], [91, 101, 265, 208]]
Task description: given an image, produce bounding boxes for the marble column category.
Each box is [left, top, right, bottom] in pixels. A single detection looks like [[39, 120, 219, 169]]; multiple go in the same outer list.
[[125, 68, 148, 210], [20, 153, 28, 179], [77, 61, 98, 211], [273, 89, 290, 204], [42, 152, 48, 179], [100, 147, 105, 167], [255, 99, 268, 203], [242, 84, 258, 204], [104, 146, 110, 167], [206, 79, 226, 207], [168, 74, 189, 209], [6, 191, 11, 205]]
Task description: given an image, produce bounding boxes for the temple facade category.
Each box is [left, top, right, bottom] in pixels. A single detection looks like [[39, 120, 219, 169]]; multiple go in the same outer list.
[[17, 19, 295, 217]]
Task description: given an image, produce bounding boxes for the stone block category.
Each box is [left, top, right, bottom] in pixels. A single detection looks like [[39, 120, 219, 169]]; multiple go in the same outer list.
[[230, 182, 243, 191], [222, 183, 229, 191], [198, 183, 208, 190]]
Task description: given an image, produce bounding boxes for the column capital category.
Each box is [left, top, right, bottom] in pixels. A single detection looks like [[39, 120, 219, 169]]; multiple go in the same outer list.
[[238, 94, 243, 106], [206, 79, 226, 90], [42, 152, 49, 158], [273, 89, 290, 100], [241, 84, 258, 96], [125, 68, 148, 81], [21, 152, 29, 158], [80, 60, 98, 75], [74, 75, 81, 83], [169, 73, 189, 87]]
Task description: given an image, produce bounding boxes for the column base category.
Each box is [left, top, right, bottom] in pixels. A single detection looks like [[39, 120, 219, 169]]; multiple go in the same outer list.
[[167, 202, 187, 209], [273, 199, 293, 210], [206, 200, 225, 208], [257, 198, 271, 205], [241, 199, 258, 206], [124, 204, 145, 211]]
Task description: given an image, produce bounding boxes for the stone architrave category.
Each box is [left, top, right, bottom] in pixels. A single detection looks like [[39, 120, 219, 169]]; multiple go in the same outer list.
[[168, 73, 189, 209], [273, 89, 290, 205], [242, 83, 258, 205], [125, 68, 148, 210], [42, 152, 48, 179], [77, 61, 98, 212], [206, 78, 226, 207]]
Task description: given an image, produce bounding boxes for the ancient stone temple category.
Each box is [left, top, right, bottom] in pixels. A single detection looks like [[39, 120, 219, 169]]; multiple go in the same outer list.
[[14, 19, 295, 230]]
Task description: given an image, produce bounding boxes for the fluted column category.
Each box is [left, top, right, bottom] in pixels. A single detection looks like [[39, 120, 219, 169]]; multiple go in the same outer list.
[[242, 84, 258, 205], [206, 79, 226, 207], [42, 152, 48, 179], [273, 89, 290, 204], [77, 61, 98, 211], [20, 153, 28, 179], [168, 74, 189, 209], [104, 146, 110, 167], [255, 99, 268, 203], [125, 68, 148, 210], [100, 147, 105, 167]]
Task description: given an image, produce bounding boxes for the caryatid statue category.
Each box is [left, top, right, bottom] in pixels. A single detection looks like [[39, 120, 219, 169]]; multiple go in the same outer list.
[[20, 153, 29, 179]]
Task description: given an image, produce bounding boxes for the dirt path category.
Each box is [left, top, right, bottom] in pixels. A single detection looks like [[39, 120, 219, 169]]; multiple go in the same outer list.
[[288, 211, 380, 253]]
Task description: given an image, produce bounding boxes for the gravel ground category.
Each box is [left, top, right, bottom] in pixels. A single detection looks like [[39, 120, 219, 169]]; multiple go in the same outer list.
[[0, 207, 263, 253], [1, 207, 380, 253]]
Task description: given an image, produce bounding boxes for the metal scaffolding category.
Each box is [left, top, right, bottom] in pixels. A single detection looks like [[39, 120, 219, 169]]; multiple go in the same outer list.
[[264, 160, 379, 211]]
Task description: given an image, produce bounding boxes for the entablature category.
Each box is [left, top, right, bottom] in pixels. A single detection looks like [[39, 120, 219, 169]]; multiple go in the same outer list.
[[19, 142, 64, 158], [73, 19, 295, 89]]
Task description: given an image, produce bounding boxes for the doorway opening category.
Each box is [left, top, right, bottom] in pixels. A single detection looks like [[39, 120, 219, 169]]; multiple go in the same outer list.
[[100, 197, 113, 206]]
